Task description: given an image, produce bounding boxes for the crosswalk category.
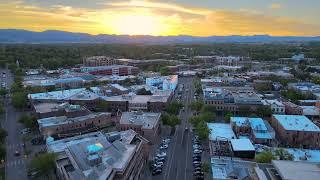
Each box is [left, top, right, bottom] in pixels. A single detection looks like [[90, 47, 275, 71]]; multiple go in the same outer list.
[[6, 143, 22, 150], [6, 159, 26, 168]]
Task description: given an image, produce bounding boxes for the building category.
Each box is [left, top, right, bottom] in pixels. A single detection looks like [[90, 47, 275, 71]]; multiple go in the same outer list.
[[288, 82, 320, 95], [253, 80, 273, 91], [203, 86, 262, 113], [230, 117, 275, 145], [208, 123, 236, 142], [261, 100, 285, 114], [283, 101, 303, 115], [146, 75, 178, 91], [83, 56, 116, 66], [118, 112, 161, 142], [301, 106, 320, 119], [271, 160, 320, 180], [47, 130, 149, 180], [81, 65, 139, 76], [216, 56, 242, 66], [103, 91, 173, 113], [230, 139, 255, 159], [32, 102, 91, 119], [28, 88, 101, 110], [37, 112, 112, 137], [201, 77, 246, 87], [271, 115, 320, 148], [210, 158, 263, 180]]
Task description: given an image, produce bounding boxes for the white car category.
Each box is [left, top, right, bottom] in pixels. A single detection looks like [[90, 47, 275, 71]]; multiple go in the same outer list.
[[160, 144, 168, 149], [156, 152, 167, 158]]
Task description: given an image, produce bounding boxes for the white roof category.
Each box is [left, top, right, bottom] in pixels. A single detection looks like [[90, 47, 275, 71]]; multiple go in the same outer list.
[[231, 139, 255, 151], [272, 160, 320, 180], [207, 123, 236, 141]]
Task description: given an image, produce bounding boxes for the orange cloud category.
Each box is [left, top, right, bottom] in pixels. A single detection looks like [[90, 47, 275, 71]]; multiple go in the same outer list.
[[0, 0, 319, 36]]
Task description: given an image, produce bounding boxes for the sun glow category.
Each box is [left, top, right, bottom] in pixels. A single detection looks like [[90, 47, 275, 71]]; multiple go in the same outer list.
[[111, 14, 169, 36]]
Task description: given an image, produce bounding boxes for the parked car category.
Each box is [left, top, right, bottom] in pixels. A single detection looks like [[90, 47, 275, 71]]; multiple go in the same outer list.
[[152, 169, 162, 176], [160, 144, 168, 149], [156, 152, 167, 158], [20, 128, 31, 135]]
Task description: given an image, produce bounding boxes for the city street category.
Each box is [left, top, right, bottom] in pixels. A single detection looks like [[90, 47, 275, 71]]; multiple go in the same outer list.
[[0, 68, 28, 180], [147, 76, 196, 180], [164, 76, 195, 180]]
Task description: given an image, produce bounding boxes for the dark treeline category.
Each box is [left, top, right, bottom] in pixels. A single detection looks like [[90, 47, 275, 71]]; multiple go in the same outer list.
[[0, 43, 319, 69]]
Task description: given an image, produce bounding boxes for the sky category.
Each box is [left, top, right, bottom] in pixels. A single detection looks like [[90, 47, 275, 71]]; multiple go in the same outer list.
[[0, 0, 319, 36]]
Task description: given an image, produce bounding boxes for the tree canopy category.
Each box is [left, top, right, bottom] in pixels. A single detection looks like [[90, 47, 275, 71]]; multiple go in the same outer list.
[[28, 153, 58, 177]]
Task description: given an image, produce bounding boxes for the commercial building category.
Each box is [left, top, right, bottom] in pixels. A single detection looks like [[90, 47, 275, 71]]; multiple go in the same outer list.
[[203, 86, 262, 113], [201, 77, 246, 87], [271, 160, 320, 180], [81, 65, 139, 76], [83, 56, 116, 67], [208, 123, 236, 142], [32, 102, 91, 119], [230, 117, 275, 145], [28, 88, 101, 110], [261, 100, 285, 114], [103, 91, 173, 113], [38, 112, 112, 137], [146, 75, 178, 91], [283, 101, 303, 115], [47, 130, 149, 180], [210, 158, 263, 180], [118, 112, 161, 142], [230, 139, 255, 159], [271, 115, 320, 148]]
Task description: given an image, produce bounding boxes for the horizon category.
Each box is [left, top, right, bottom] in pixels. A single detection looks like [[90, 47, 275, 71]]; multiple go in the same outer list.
[[1, 0, 320, 36], [2, 29, 320, 38]]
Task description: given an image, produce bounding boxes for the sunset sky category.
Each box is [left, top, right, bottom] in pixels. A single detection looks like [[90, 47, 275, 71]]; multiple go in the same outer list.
[[1, 0, 319, 36]]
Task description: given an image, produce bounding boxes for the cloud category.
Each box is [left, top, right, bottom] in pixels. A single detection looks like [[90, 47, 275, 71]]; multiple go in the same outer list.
[[0, 0, 319, 36], [270, 3, 282, 9]]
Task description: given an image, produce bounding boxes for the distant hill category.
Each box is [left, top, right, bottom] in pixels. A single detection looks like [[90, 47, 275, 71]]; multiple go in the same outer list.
[[0, 29, 319, 44]]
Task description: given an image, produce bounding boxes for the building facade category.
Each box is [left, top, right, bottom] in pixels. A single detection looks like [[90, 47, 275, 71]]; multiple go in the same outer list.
[[271, 115, 320, 148]]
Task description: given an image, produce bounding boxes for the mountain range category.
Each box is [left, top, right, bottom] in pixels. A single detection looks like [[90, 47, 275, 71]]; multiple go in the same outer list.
[[0, 29, 320, 44]]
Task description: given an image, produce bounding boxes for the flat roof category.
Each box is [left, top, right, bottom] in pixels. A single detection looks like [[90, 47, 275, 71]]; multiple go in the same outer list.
[[273, 115, 320, 132], [120, 112, 161, 129], [38, 112, 110, 128], [272, 160, 320, 180], [285, 148, 320, 162], [207, 123, 236, 141], [231, 139, 255, 151], [47, 131, 137, 179]]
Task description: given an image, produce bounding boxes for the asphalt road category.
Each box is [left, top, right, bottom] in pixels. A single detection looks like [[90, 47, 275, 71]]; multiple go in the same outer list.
[[148, 76, 195, 180], [1, 68, 28, 180]]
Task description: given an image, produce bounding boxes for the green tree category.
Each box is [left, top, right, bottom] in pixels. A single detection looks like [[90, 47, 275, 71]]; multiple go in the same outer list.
[[0, 128, 7, 144], [12, 91, 28, 109], [0, 88, 7, 96], [28, 153, 57, 177], [275, 149, 294, 161], [189, 100, 203, 112], [165, 101, 183, 115], [256, 106, 272, 117], [161, 113, 181, 127], [255, 151, 274, 163], [159, 66, 171, 76], [224, 112, 233, 123], [195, 121, 210, 140], [198, 111, 216, 122], [201, 162, 211, 173], [0, 144, 6, 161], [19, 114, 37, 129], [136, 88, 152, 95]]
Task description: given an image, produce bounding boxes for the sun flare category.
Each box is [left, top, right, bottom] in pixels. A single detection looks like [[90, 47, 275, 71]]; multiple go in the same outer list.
[[111, 14, 168, 36]]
